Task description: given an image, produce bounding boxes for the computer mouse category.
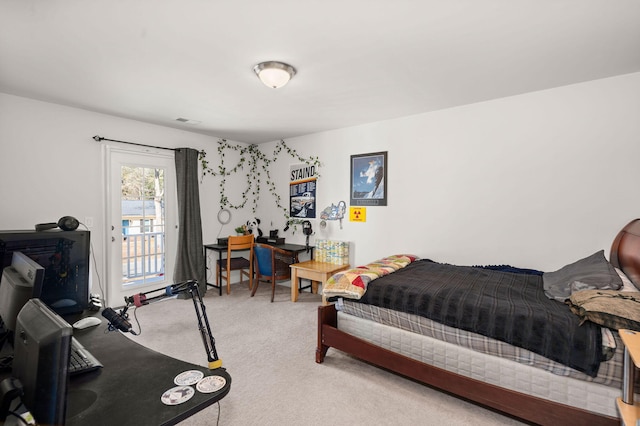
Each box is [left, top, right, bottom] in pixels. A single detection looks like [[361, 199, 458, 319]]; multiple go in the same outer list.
[[73, 316, 102, 330]]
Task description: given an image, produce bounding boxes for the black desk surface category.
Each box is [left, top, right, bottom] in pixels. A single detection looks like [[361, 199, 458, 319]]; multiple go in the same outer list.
[[66, 315, 231, 426], [204, 242, 312, 254]]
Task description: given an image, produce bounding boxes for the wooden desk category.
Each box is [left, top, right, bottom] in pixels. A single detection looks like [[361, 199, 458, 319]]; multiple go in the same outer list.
[[289, 261, 350, 302], [204, 243, 313, 295], [617, 329, 640, 425]]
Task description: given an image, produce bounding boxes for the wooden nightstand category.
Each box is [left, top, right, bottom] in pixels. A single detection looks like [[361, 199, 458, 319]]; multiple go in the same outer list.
[[289, 261, 350, 303], [617, 329, 640, 425]]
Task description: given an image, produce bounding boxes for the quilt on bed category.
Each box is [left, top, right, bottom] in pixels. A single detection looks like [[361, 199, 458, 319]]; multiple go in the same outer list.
[[322, 254, 419, 299], [353, 259, 603, 376]]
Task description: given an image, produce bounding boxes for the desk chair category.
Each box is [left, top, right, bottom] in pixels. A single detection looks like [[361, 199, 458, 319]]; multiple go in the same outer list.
[[218, 234, 254, 294], [251, 243, 296, 302]]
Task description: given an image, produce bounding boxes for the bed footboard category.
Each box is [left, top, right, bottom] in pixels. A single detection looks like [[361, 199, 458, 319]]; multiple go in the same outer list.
[[316, 304, 617, 426], [316, 301, 337, 363]]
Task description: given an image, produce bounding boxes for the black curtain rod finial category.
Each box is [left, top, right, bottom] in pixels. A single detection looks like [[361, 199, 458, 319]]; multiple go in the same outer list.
[[93, 135, 103, 141]]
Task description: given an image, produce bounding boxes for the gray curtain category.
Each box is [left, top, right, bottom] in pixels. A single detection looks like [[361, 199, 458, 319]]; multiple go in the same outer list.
[[174, 148, 206, 293]]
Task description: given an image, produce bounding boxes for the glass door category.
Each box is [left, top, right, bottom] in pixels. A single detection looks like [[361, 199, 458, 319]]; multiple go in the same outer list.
[[105, 146, 177, 306]]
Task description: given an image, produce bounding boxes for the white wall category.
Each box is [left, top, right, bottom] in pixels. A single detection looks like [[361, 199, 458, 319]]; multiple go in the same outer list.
[[0, 93, 242, 296], [2, 71, 639, 291], [255, 72, 640, 270]]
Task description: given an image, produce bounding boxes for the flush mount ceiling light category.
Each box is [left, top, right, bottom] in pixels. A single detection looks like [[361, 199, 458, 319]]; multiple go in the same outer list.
[[253, 61, 296, 89]]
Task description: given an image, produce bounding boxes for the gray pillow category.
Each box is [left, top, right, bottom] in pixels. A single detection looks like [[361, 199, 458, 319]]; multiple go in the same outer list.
[[543, 250, 623, 302]]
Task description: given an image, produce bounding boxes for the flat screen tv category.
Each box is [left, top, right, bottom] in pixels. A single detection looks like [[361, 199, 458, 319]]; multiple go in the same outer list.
[[0, 229, 90, 315], [13, 298, 72, 426]]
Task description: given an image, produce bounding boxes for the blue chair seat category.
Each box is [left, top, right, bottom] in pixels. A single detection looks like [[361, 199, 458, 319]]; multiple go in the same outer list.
[[251, 243, 295, 302]]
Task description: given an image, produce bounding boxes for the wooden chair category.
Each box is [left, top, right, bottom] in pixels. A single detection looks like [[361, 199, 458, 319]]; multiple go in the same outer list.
[[217, 234, 254, 294], [251, 243, 295, 302]]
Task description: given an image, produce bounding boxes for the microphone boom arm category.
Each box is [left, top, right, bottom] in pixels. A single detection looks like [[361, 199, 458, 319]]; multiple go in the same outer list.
[[124, 280, 222, 370]]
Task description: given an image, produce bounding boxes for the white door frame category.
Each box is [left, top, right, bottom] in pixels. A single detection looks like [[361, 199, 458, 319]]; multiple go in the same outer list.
[[102, 144, 177, 307]]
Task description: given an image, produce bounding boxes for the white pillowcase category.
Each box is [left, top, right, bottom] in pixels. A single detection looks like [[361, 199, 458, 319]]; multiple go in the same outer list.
[[600, 267, 636, 351], [615, 267, 640, 292]]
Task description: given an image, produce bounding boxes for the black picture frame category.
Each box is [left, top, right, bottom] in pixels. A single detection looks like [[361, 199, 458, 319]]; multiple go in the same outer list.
[[350, 151, 387, 206]]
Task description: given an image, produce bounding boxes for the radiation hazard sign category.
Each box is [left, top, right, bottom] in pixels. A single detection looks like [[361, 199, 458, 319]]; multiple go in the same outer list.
[[349, 206, 366, 222]]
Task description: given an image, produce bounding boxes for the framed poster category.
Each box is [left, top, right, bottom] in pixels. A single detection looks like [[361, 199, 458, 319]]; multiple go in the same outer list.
[[350, 151, 387, 206], [289, 163, 317, 218]]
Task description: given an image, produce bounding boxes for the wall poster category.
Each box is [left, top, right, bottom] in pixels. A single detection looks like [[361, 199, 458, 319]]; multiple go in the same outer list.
[[350, 151, 387, 206], [289, 163, 317, 218]]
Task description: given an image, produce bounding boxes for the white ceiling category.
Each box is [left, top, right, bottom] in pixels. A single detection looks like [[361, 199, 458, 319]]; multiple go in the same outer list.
[[1, 1, 639, 144]]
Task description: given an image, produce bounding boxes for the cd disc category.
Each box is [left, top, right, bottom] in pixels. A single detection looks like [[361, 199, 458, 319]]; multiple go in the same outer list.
[[174, 370, 205, 386], [196, 375, 227, 393], [161, 385, 195, 405]]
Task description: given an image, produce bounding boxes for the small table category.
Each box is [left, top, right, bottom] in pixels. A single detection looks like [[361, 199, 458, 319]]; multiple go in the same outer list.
[[289, 261, 350, 302]]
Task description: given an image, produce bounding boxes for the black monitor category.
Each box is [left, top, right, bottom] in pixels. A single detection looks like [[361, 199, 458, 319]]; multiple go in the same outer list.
[[13, 298, 72, 426], [0, 229, 90, 315]]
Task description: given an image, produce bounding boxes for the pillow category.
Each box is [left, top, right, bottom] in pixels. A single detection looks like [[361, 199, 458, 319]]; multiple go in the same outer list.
[[322, 254, 419, 300], [543, 250, 622, 302], [566, 289, 640, 331]]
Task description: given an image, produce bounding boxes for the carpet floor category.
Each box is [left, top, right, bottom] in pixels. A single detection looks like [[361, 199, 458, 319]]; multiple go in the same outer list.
[[126, 282, 526, 425]]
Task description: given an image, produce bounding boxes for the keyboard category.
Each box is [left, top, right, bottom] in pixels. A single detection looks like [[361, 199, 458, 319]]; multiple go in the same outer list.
[[69, 337, 103, 375]]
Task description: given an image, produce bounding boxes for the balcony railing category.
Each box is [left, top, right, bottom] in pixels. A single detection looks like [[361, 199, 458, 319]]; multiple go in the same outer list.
[[122, 231, 165, 282]]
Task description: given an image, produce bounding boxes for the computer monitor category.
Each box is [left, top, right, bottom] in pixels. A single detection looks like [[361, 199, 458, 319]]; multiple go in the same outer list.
[[13, 298, 72, 426], [0, 252, 45, 335], [0, 267, 33, 335], [10, 251, 45, 288], [0, 229, 90, 315]]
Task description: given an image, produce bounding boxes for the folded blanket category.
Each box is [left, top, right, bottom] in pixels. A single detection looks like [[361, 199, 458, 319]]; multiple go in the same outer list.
[[322, 254, 419, 299], [566, 290, 640, 331]]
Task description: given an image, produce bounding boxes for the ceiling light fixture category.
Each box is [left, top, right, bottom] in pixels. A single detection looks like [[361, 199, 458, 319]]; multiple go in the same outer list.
[[253, 61, 296, 89]]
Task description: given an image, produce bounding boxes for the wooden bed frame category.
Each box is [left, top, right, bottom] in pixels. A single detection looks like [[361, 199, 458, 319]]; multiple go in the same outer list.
[[316, 219, 640, 426]]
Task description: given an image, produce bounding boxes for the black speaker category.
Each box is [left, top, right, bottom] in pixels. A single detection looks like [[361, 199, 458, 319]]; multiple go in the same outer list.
[[35, 216, 79, 232]]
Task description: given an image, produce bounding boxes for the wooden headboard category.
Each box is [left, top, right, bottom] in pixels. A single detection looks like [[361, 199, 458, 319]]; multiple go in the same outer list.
[[610, 218, 640, 288]]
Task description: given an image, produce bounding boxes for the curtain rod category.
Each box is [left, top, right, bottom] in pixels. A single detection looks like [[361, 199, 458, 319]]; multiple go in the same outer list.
[[93, 135, 179, 152]]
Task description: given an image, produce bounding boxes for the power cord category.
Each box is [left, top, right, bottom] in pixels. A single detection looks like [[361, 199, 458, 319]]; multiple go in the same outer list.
[[129, 306, 142, 336], [78, 222, 112, 321], [7, 409, 31, 425], [0, 356, 13, 372], [78, 221, 106, 305], [1, 380, 34, 425]]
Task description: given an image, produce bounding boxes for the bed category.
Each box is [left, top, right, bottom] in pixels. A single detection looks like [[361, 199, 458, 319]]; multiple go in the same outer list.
[[316, 219, 640, 425]]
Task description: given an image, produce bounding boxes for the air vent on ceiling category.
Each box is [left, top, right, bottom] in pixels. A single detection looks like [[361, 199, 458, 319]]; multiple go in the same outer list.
[[175, 117, 201, 125]]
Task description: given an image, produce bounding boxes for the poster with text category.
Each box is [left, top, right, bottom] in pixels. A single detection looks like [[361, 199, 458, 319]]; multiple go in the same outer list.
[[290, 164, 317, 218]]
